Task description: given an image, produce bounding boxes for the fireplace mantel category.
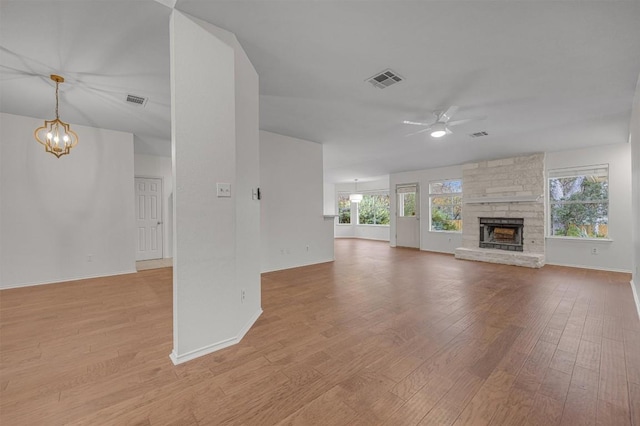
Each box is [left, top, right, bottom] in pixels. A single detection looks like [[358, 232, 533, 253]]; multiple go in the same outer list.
[[464, 195, 543, 204]]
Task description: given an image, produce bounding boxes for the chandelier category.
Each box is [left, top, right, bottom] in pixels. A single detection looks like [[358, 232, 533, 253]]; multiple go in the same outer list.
[[349, 179, 363, 203], [34, 75, 78, 158]]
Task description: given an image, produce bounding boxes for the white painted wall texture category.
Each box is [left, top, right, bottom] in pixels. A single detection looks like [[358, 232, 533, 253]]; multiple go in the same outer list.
[[0, 113, 136, 289], [170, 11, 261, 364], [134, 153, 173, 259], [260, 131, 334, 272], [323, 181, 336, 216], [631, 75, 640, 316]]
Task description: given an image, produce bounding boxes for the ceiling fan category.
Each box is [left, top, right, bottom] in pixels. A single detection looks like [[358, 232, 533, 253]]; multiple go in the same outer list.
[[403, 106, 480, 138]]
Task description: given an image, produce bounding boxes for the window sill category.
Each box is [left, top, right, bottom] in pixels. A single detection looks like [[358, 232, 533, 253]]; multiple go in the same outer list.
[[429, 230, 462, 234], [336, 223, 352, 226], [545, 236, 613, 243], [356, 224, 390, 227]]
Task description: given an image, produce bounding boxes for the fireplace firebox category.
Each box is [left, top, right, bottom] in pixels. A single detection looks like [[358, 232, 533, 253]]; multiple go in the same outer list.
[[479, 218, 524, 252]]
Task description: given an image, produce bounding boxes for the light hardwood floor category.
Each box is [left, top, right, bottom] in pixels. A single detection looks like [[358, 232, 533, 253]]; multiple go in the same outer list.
[[1, 239, 639, 425]]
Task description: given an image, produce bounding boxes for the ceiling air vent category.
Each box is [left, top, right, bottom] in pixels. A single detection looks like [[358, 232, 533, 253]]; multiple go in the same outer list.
[[469, 131, 489, 138], [365, 69, 403, 89], [126, 94, 148, 107]]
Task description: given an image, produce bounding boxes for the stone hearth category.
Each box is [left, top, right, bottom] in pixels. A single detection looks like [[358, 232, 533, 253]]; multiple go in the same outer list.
[[455, 247, 545, 268]]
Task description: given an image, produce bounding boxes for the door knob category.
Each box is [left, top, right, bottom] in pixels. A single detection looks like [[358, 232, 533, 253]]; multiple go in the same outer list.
[[157, 221, 163, 225]]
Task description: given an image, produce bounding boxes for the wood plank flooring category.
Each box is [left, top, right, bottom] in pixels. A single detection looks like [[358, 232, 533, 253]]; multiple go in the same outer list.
[[1, 239, 638, 425]]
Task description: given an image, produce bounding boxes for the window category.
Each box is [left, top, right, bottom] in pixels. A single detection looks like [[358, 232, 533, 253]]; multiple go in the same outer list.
[[358, 192, 390, 225], [548, 165, 609, 238], [337, 193, 351, 224], [397, 185, 417, 217], [429, 180, 462, 232]]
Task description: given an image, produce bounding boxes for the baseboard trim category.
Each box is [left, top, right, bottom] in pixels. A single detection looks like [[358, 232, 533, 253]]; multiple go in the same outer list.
[[335, 236, 390, 242], [631, 280, 640, 321], [170, 308, 263, 365], [261, 258, 335, 274], [0, 269, 138, 291], [420, 248, 455, 255], [544, 262, 631, 274]]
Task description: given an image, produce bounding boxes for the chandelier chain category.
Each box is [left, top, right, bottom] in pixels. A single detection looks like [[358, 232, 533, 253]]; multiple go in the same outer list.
[[55, 81, 59, 119]]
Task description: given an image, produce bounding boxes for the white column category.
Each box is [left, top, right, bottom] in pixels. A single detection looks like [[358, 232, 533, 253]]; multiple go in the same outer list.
[[169, 11, 261, 364]]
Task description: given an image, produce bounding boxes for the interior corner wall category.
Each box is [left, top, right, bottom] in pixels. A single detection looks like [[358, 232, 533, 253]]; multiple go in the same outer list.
[[630, 74, 640, 317], [170, 11, 261, 364], [134, 153, 173, 258], [389, 165, 464, 253], [545, 143, 632, 272], [0, 112, 136, 289], [260, 131, 334, 272]]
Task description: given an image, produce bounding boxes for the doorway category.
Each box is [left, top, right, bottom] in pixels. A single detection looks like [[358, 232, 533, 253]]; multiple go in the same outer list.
[[396, 183, 420, 248], [135, 177, 163, 261]]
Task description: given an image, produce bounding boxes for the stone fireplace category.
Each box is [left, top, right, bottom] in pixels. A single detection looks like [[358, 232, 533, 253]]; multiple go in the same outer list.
[[479, 218, 524, 251], [454, 153, 545, 268]]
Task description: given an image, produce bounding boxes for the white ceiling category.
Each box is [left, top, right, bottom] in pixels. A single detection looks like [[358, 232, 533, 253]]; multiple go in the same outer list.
[[2, 1, 639, 182]]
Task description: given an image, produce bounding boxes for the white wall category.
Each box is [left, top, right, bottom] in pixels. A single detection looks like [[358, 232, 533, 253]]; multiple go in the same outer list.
[[0, 113, 136, 288], [134, 153, 173, 258], [628, 74, 639, 316], [170, 11, 261, 364], [260, 131, 334, 272], [546, 143, 632, 272], [334, 177, 391, 241], [390, 165, 464, 253], [323, 181, 336, 216]]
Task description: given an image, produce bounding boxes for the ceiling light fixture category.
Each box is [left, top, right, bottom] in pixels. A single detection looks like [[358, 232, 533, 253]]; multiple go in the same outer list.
[[430, 122, 447, 138], [34, 75, 78, 158], [349, 179, 363, 203]]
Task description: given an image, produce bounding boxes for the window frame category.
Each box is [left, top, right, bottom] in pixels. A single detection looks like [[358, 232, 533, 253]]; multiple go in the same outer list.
[[397, 184, 418, 218], [336, 192, 352, 225], [428, 178, 463, 233], [546, 164, 610, 240], [357, 191, 391, 226]]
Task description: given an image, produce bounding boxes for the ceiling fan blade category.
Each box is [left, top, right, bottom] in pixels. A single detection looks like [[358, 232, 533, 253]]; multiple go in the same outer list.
[[440, 106, 459, 123], [447, 115, 487, 127], [405, 127, 432, 137], [403, 120, 432, 127]]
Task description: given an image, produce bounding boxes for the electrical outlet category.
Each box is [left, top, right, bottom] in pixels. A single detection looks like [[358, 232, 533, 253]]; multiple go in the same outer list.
[[87, 254, 93, 262], [217, 183, 231, 197], [306, 245, 309, 252], [241, 289, 246, 303], [591, 247, 599, 255]]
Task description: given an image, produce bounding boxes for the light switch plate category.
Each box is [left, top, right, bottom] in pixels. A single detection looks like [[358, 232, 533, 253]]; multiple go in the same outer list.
[[217, 183, 231, 197]]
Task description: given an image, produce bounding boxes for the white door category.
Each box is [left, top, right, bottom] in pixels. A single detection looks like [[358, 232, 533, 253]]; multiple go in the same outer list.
[[396, 184, 420, 248], [135, 177, 163, 261]]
